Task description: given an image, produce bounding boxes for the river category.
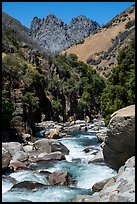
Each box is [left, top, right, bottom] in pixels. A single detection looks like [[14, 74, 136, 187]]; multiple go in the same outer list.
[[2, 125, 116, 202]]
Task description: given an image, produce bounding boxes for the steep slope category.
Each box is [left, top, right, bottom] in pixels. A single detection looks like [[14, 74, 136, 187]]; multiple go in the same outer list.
[[62, 5, 135, 78], [29, 14, 100, 55], [2, 12, 46, 56], [2, 12, 29, 33]]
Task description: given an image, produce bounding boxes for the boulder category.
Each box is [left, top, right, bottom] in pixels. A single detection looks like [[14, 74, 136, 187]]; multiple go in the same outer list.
[[29, 151, 65, 162], [2, 147, 11, 171], [47, 128, 61, 139], [11, 181, 46, 189], [69, 194, 98, 202], [39, 170, 51, 178], [47, 170, 73, 186], [70, 156, 135, 202], [2, 142, 24, 158], [33, 139, 69, 155], [100, 156, 135, 202], [9, 160, 27, 171], [23, 144, 33, 152], [88, 150, 104, 163], [103, 105, 135, 170], [83, 147, 90, 153], [92, 177, 114, 192], [12, 151, 29, 162]]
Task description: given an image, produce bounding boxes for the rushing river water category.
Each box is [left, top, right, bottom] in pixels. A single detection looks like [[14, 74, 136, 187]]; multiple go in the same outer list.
[[2, 128, 116, 202]]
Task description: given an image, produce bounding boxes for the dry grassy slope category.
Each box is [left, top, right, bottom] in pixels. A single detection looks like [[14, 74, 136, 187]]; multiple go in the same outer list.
[[61, 5, 135, 78]]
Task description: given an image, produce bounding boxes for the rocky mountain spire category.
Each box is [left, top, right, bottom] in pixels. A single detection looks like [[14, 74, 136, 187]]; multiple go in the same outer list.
[[29, 14, 100, 55]]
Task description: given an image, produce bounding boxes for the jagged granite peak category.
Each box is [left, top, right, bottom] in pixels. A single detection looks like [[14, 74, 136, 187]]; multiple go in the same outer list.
[[67, 15, 100, 42], [29, 14, 100, 55], [45, 14, 64, 25], [68, 15, 100, 28]]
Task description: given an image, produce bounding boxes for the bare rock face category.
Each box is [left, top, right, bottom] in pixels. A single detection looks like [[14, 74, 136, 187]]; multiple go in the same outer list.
[[103, 105, 135, 171], [29, 14, 100, 55]]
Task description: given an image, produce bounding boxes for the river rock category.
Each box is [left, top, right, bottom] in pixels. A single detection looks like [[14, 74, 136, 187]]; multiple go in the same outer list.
[[88, 150, 104, 163], [29, 151, 65, 162], [83, 147, 90, 153], [92, 177, 114, 192], [23, 144, 33, 152], [47, 170, 71, 186], [2, 175, 17, 184], [47, 128, 62, 139], [2, 142, 24, 158], [11, 181, 46, 189], [103, 105, 135, 170], [12, 150, 29, 162], [39, 170, 51, 177], [2, 147, 12, 171], [9, 160, 27, 171], [38, 151, 65, 161], [33, 139, 69, 155], [69, 194, 97, 202]]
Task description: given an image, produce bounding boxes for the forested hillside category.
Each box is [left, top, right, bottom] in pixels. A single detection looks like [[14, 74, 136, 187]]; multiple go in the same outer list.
[[2, 14, 105, 141]]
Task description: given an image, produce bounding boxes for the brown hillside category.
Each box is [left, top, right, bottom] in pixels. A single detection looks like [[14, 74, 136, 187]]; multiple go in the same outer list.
[[61, 5, 135, 78]]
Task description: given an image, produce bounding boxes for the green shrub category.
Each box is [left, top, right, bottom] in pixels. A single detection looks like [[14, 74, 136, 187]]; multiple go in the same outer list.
[[100, 36, 135, 125]]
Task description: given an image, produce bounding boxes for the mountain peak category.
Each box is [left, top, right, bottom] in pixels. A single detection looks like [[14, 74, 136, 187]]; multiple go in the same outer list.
[[45, 14, 64, 26], [29, 14, 99, 54]]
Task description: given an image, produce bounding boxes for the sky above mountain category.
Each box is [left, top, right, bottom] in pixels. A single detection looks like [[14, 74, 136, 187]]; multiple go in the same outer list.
[[2, 2, 134, 28]]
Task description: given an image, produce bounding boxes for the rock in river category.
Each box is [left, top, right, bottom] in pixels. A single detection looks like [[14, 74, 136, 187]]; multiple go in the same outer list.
[[103, 105, 135, 171], [33, 139, 69, 155]]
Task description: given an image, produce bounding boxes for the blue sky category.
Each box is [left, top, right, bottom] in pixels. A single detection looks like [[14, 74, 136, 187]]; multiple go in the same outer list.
[[2, 2, 135, 28]]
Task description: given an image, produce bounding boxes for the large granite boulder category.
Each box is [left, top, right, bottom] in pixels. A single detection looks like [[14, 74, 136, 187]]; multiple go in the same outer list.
[[33, 139, 69, 155], [103, 105, 135, 170]]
